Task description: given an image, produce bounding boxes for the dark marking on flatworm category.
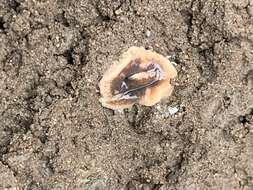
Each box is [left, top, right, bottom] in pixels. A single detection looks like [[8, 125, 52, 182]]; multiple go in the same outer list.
[[111, 59, 164, 100]]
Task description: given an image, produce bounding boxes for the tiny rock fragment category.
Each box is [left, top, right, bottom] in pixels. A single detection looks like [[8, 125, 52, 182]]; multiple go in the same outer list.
[[167, 106, 179, 115], [146, 30, 151, 38], [99, 46, 177, 110]]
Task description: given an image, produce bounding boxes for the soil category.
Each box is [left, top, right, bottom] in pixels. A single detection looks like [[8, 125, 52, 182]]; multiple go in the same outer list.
[[0, 0, 253, 190]]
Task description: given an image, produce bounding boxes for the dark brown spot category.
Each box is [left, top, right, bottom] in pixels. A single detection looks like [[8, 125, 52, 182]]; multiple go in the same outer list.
[[244, 70, 253, 87]]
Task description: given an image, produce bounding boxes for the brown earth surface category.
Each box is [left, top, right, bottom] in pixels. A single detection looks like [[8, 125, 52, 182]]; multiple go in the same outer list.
[[0, 0, 253, 189]]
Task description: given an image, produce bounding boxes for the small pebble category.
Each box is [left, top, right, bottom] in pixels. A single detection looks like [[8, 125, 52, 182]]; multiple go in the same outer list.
[[156, 104, 161, 111], [166, 54, 176, 63], [115, 8, 123, 15], [247, 5, 253, 16], [146, 30, 151, 38], [168, 106, 179, 115]]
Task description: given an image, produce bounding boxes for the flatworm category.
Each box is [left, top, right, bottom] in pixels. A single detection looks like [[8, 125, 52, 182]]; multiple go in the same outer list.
[[99, 46, 177, 110]]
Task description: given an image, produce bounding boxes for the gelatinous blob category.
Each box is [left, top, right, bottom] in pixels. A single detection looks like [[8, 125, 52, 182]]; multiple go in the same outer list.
[[99, 47, 177, 109]]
